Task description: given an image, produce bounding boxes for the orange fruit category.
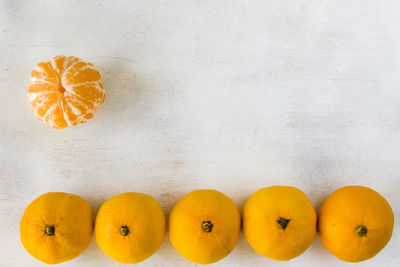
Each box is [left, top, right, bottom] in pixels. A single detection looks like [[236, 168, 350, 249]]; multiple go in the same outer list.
[[95, 193, 166, 263], [20, 192, 94, 264], [243, 186, 316, 261], [27, 55, 105, 129], [318, 186, 394, 262], [169, 190, 241, 264]]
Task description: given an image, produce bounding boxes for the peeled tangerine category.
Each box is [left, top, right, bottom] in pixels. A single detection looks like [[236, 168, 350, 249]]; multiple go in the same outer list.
[[20, 192, 94, 264], [169, 190, 241, 264], [318, 186, 394, 262], [243, 186, 317, 261], [27, 55, 105, 129], [95, 193, 166, 264]]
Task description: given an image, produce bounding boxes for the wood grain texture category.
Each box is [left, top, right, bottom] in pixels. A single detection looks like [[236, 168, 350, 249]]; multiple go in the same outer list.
[[0, 0, 399, 266]]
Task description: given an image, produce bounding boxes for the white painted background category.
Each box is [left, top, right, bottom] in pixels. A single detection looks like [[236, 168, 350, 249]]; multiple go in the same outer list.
[[0, 0, 399, 266]]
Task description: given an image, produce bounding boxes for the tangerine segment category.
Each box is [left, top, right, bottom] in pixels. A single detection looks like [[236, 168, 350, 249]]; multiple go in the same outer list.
[[51, 55, 80, 77], [27, 55, 105, 129]]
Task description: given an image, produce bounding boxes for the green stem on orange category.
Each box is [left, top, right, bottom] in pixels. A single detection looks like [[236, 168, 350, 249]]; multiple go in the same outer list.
[[45, 225, 55, 236], [356, 225, 367, 236], [277, 217, 290, 230], [202, 221, 213, 232], [121, 225, 130, 236]]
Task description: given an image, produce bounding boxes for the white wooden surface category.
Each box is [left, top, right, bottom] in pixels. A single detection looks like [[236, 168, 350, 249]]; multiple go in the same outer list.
[[0, 0, 399, 266]]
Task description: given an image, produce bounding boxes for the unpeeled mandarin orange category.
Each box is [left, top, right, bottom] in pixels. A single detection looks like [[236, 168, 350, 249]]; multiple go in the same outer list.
[[95, 193, 166, 264], [20, 192, 94, 264], [169, 190, 241, 264], [243, 186, 316, 261], [318, 186, 394, 262]]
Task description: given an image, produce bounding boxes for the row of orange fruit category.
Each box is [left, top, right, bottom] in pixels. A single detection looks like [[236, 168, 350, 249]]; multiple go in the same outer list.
[[20, 185, 394, 264]]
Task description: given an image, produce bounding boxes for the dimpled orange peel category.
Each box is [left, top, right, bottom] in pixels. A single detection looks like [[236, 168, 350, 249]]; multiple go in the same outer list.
[[20, 192, 94, 264], [318, 186, 394, 262], [243, 186, 317, 261], [169, 190, 241, 264], [27, 55, 105, 129], [95, 193, 166, 264]]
